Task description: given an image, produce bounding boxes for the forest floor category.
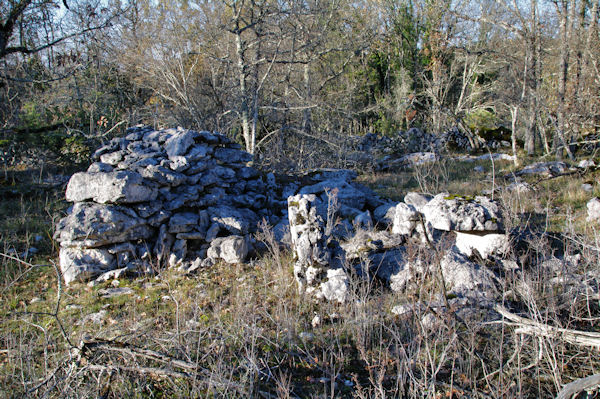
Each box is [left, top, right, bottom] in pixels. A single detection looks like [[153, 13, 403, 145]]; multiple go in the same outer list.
[[1, 152, 599, 398]]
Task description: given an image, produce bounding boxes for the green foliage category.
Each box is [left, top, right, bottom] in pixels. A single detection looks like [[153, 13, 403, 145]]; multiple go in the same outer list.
[[60, 135, 91, 164], [443, 194, 474, 201], [465, 109, 511, 142], [373, 110, 400, 136], [464, 109, 499, 132]]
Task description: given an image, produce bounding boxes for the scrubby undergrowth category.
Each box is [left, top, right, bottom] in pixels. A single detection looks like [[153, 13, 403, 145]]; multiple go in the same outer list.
[[1, 155, 600, 398]]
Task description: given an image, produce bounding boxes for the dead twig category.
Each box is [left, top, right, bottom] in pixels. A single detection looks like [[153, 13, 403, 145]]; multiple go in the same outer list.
[[74, 337, 244, 391], [556, 373, 600, 399], [494, 305, 600, 349]]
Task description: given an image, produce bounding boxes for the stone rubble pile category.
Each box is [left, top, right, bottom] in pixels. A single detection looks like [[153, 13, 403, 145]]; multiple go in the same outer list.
[[54, 126, 386, 285], [356, 127, 475, 155], [287, 191, 508, 303], [351, 127, 515, 171]]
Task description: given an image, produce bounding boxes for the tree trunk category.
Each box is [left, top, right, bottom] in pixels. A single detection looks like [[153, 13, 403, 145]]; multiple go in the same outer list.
[[524, 1, 539, 157], [556, 0, 575, 160], [524, 38, 537, 157], [302, 63, 312, 134], [235, 31, 253, 154], [510, 105, 520, 167], [556, 0, 569, 160]]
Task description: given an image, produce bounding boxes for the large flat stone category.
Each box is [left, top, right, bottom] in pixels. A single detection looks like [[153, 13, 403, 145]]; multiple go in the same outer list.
[[66, 171, 157, 204], [55, 203, 153, 247]]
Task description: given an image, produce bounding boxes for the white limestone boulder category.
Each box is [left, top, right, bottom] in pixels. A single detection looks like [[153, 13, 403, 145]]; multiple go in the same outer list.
[[207, 236, 249, 264], [59, 247, 116, 284], [421, 193, 503, 232], [587, 197, 600, 222], [66, 170, 157, 204], [391, 203, 420, 236], [440, 250, 497, 300], [455, 232, 510, 260]]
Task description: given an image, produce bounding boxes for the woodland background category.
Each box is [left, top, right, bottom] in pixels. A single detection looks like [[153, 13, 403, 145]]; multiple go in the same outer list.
[[1, 0, 599, 168]]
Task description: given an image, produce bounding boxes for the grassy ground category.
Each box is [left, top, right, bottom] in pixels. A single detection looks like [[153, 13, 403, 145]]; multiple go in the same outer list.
[[1, 155, 599, 398]]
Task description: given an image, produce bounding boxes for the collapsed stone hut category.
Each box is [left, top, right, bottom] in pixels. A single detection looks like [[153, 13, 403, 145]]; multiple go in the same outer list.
[[54, 125, 517, 308], [54, 126, 385, 285]]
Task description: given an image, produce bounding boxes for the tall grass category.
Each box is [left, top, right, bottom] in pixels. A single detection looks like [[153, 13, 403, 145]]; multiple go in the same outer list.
[[1, 158, 599, 398]]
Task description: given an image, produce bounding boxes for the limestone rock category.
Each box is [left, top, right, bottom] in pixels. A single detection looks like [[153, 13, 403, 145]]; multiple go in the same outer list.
[[587, 198, 600, 222], [515, 161, 569, 177], [168, 212, 200, 233], [353, 210, 372, 229], [87, 162, 113, 173], [59, 247, 115, 284], [403, 192, 433, 212], [455, 232, 510, 260], [504, 181, 532, 193], [208, 205, 257, 235], [440, 250, 497, 300], [421, 193, 503, 232], [98, 287, 135, 298], [391, 203, 420, 236], [213, 147, 252, 164], [366, 248, 407, 281], [168, 239, 187, 267], [390, 258, 426, 292], [139, 165, 187, 186], [154, 224, 174, 264], [578, 159, 595, 169], [288, 194, 328, 267], [373, 203, 396, 226], [341, 230, 404, 262], [207, 236, 249, 264], [54, 202, 152, 247], [100, 150, 125, 165], [319, 268, 349, 303], [66, 171, 157, 204], [398, 152, 438, 167], [299, 179, 367, 211], [164, 128, 198, 157], [474, 153, 516, 162], [307, 168, 358, 182], [288, 194, 348, 300]]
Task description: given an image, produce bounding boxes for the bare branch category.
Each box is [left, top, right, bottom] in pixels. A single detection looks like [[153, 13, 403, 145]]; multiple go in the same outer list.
[[495, 305, 600, 349]]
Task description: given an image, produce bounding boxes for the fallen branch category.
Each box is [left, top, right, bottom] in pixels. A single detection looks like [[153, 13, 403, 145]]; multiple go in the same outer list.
[[525, 169, 584, 188], [86, 363, 193, 379], [79, 338, 198, 371], [556, 373, 600, 399], [494, 305, 600, 349], [75, 337, 243, 391]]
